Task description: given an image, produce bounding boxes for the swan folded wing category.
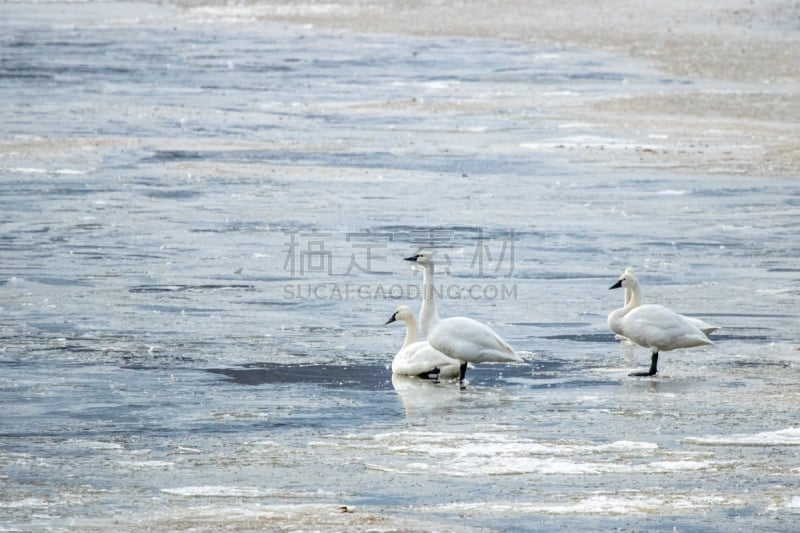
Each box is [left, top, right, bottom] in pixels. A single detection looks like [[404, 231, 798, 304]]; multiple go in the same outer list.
[[479, 331, 523, 362], [392, 341, 461, 377], [429, 317, 522, 364], [623, 305, 712, 350], [608, 312, 625, 337]]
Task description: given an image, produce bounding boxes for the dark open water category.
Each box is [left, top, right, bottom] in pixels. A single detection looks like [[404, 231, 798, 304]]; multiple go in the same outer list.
[[1, 2, 799, 531]]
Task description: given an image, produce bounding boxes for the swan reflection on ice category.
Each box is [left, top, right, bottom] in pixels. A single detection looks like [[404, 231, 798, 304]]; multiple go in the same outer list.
[[390, 374, 461, 419]]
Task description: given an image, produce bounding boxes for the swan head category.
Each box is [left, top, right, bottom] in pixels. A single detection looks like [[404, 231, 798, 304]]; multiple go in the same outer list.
[[404, 250, 435, 266], [609, 269, 640, 291], [385, 305, 415, 325]]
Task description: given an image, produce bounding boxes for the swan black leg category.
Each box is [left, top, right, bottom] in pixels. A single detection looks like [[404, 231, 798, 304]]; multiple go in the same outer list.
[[629, 352, 659, 377], [459, 362, 468, 390]]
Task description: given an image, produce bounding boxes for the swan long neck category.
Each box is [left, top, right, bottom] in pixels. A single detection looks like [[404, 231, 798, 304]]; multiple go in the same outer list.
[[626, 277, 643, 308], [419, 262, 440, 336], [401, 314, 420, 349], [609, 278, 642, 332]]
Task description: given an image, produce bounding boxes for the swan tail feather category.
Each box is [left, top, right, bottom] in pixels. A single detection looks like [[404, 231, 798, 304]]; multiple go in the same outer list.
[[479, 348, 524, 363]]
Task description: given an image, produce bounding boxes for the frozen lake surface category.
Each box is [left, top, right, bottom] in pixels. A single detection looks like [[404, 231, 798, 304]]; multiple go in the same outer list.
[[1, 2, 799, 531]]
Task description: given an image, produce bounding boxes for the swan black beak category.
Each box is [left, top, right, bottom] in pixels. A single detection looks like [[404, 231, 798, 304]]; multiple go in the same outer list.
[[404, 254, 421, 262], [384, 314, 397, 325], [609, 280, 623, 290]]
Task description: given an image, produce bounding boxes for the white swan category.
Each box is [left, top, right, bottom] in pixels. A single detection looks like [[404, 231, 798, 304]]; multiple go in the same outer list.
[[615, 267, 719, 335], [405, 252, 523, 388], [385, 305, 461, 379], [608, 270, 712, 376]]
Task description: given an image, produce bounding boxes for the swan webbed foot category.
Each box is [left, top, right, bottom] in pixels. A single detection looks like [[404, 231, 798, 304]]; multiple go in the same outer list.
[[628, 369, 658, 377], [417, 367, 441, 381], [628, 352, 659, 377]]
